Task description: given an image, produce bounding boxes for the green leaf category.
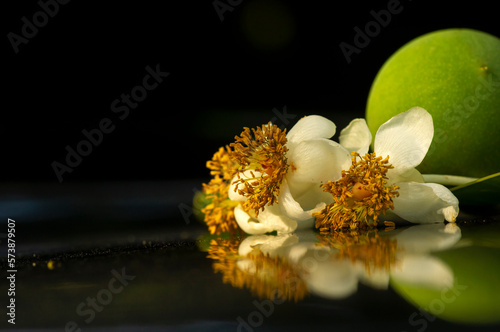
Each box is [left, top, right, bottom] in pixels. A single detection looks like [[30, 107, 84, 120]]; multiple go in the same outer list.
[[450, 172, 500, 206]]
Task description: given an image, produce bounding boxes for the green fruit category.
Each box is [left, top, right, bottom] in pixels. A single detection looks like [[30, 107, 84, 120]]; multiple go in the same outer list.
[[366, 29, 500, 178]]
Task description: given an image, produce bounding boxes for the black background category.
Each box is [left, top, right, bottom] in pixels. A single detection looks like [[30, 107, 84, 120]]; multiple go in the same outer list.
[[4, 0, 500, 184]]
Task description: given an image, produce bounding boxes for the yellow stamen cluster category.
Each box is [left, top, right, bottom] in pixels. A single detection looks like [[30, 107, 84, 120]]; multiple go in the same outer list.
[[317, 229, 399, 275], [230, 123, 289, 215], [206, 145, 238, 181], [314, 152, 399, 232], [202, 146, 241, 235], [207, 238, 307, 302]]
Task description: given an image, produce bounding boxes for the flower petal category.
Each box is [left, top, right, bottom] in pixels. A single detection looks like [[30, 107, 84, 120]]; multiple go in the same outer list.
[[339, 118, 372, 155], [278, 180, 327, 227], [375, 107, 433, 172], [289, 183, 334, 212], [392, 182, 459, 223], [234, 204, 297, 235], [286, 115, 336, 144], [287, 139, 351, 184], [387, 167, 424, 185]]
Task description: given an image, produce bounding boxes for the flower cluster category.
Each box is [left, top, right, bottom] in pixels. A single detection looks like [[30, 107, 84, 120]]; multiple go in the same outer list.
[[201, 107, 459, 235]]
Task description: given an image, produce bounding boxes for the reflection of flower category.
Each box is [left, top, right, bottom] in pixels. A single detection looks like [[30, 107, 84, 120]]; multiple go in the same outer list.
[[317, 229, 399, 275], [314, 108, 460, 232], [207, 234, 308, 302], [389, 223, 461, 290], [229, 116, 352, 234], [296, 223, 461, 299], [206, 223, 462, 302]]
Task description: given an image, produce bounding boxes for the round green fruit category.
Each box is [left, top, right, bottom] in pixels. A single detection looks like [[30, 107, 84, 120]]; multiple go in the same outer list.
[[366, 28, 500, 178]]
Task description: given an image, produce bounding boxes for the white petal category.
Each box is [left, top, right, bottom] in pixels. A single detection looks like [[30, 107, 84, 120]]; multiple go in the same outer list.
[[390, 255, 454, 290], [234, 204, 297, 235], [278, 180, 326, 227], [287, 139, 351, 184], [339, 118, 372, 155], [387, 167, 424, 185], [286, 115, 336, 144], [289, 183, 333, 212], [286, 179, 317, 199], [392, 182, 460, 223], [374, 107, 433, 172]]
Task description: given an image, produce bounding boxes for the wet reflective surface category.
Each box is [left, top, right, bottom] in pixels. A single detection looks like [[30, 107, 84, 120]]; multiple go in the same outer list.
[[204, 222, 500, 328], [1, 182, 500, 331]]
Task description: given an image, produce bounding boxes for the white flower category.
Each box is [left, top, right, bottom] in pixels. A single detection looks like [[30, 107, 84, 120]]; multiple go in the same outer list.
[[315, 107, 459, 231], [372, 107, 459, 223], [229, 116, 352, 234]]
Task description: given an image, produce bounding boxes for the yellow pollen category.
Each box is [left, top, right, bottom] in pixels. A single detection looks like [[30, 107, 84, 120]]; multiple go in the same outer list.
[[313, 152, 399, 232], [202, 146, 241, 235], [230, 123, 289, 215], [206, 146, 238, 181]]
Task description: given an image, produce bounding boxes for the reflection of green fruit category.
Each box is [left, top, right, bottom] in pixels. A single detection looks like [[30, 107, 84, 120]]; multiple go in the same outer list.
[[391, 246, 500, 324], [366, 29, 500, 177]]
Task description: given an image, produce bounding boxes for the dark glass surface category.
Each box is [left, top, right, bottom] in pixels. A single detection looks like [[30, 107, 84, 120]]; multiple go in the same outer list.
[[1, 181, 499, 331]]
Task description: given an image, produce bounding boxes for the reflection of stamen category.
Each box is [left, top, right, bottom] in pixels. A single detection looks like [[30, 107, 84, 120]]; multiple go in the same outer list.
[[383, 221, 396, 231], [207, 238, 307, 302], [314, 152, 399, 232], [230, 123, 289, 215], [317, 229, 399, 275], [207, 238, 243, 284]]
